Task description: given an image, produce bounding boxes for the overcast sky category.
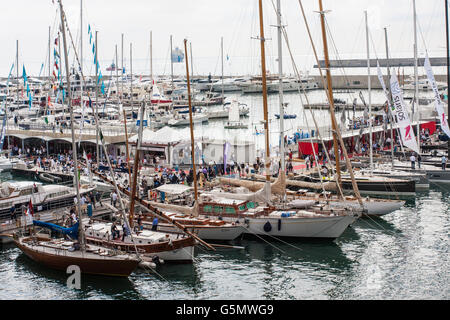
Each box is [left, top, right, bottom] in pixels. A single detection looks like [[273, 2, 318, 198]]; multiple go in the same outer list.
[[1, 0, 448, 77]]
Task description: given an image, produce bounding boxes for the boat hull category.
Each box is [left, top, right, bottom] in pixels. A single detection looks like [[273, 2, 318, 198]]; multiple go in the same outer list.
[[85, 235, 197, 263], [225, 215, 357, 239], [15, 238, 139, 277], [341, 180, 416, 196], [330, 200, 404, 216]]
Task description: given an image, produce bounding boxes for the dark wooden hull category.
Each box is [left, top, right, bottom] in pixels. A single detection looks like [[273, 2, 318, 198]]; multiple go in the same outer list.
[[85, 235, 196, 255], [341, 179, 416, 194], [15, 239, 139, 277]]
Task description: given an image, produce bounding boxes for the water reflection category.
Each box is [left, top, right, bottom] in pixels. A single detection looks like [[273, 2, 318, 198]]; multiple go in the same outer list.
[[14, 250, 141, 300]]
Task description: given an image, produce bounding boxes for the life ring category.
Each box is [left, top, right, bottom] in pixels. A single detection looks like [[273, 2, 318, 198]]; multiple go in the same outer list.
[[263, 221, 272, 232]]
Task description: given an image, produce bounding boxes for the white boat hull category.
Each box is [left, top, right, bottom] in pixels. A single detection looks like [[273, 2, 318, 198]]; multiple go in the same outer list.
[[153, 245, 195, 263], [225, 215, 357, 239], [330, 200, 404, 216]]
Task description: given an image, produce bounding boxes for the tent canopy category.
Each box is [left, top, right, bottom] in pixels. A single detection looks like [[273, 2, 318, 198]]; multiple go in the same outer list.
[[129, 126, 190, 145]]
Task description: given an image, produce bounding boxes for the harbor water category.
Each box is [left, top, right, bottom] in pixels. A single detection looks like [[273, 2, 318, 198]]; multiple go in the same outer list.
[[1, 168, 448, 299]]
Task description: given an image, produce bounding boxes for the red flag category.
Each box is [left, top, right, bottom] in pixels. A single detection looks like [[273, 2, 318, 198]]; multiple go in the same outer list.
[[27, 199, 34, 217]]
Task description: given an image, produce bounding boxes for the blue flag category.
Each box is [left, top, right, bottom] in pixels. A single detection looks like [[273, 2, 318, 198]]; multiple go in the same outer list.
[[22, 66, 27, 85]]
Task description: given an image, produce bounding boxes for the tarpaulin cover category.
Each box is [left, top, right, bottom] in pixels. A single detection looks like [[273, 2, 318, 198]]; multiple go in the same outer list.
[[298, 142, 318, 156], [33, 221, 79, 240], [420, 121, 436, 135]]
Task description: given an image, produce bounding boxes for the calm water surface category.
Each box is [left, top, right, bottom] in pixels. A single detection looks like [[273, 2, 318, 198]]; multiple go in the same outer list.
[[1, 181, 448, 300]]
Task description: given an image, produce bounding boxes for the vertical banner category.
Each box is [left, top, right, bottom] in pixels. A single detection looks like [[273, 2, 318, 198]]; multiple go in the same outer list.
[[423, 54, 450, 137], [223, 142, 230, 173], [390, 72, 420, 153]]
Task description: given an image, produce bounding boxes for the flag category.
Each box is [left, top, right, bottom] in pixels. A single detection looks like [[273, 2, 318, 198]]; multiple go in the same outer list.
[[26, 199, 34, 217], [22, 66, 27, 85], [390, 71, 420, 153], [38, 63, 44, 77], [424, 54, 450, 137]]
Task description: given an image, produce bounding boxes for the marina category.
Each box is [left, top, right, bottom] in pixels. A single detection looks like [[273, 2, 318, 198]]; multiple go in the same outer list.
[[0, 0, 449, 303]]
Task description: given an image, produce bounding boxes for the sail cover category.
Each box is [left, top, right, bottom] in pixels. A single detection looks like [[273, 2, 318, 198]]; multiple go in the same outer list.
[[423, 54, 450, 138], [390, 72, 420, 153], [33, 221, 79, 240]]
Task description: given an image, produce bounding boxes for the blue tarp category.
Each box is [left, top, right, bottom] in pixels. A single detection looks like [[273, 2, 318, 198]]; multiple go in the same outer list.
[[33, 221, 79, 240]]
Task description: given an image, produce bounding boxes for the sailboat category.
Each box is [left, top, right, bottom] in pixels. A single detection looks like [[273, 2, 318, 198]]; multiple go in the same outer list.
[[224, 100, 248, 129], [195, 0, 361, 239], [150, 82, 172, 105], [13, 0, 140, 277]]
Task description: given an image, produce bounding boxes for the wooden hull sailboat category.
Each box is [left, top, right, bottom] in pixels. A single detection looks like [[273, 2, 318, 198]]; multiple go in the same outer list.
[[14, 235, 139, 277], [84, 220, 197, 263]]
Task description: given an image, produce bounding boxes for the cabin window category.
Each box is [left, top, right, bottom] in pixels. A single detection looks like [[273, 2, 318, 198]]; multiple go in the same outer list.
[[225, 207, 236, 214], [353, 81, 361, 85], [246, 202, 256, 209], [213, 206, 223, 214], [178, 150, 184, 158], [203, 205, 212, 213], [238, 205, 246, 211]]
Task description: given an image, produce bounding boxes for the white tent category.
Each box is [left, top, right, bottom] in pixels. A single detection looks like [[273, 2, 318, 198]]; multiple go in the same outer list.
[[129, 126, 189, 145]]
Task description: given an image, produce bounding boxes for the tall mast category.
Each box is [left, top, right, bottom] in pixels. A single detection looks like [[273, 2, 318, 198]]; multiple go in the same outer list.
[[129, 100, 144, 228], [318, 0, 342, 188], [58, 0, 85, 246], [130, 42, 133, 112], [221, 37, 224, 100], [384, 27, 395, 169], [413, 0, 420, 152], [276, 0, 286, 191], [115, 44, 119, 101], [95, 31, 99, 165], [48, 26, 51, 92], [446, 0, 450, 158], [365, 11, 373, 172], [16, 40, 19, 105], [80, 0, 83, 100], [184, 39, 198, 206], [258, 0, 271, 198], [190, 42, 194, 79], [121, 33, 124, 100], [150, 31, 153, 83], [170, 35, 174, 88]]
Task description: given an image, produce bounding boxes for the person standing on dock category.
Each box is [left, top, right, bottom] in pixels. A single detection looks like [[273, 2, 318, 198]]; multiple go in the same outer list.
[[417, 154, 422, 169], [10, 205, 17, 227], [442, 155, 447, 171], [410, 154, 416, 170], [111, 191, 118, 208]]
